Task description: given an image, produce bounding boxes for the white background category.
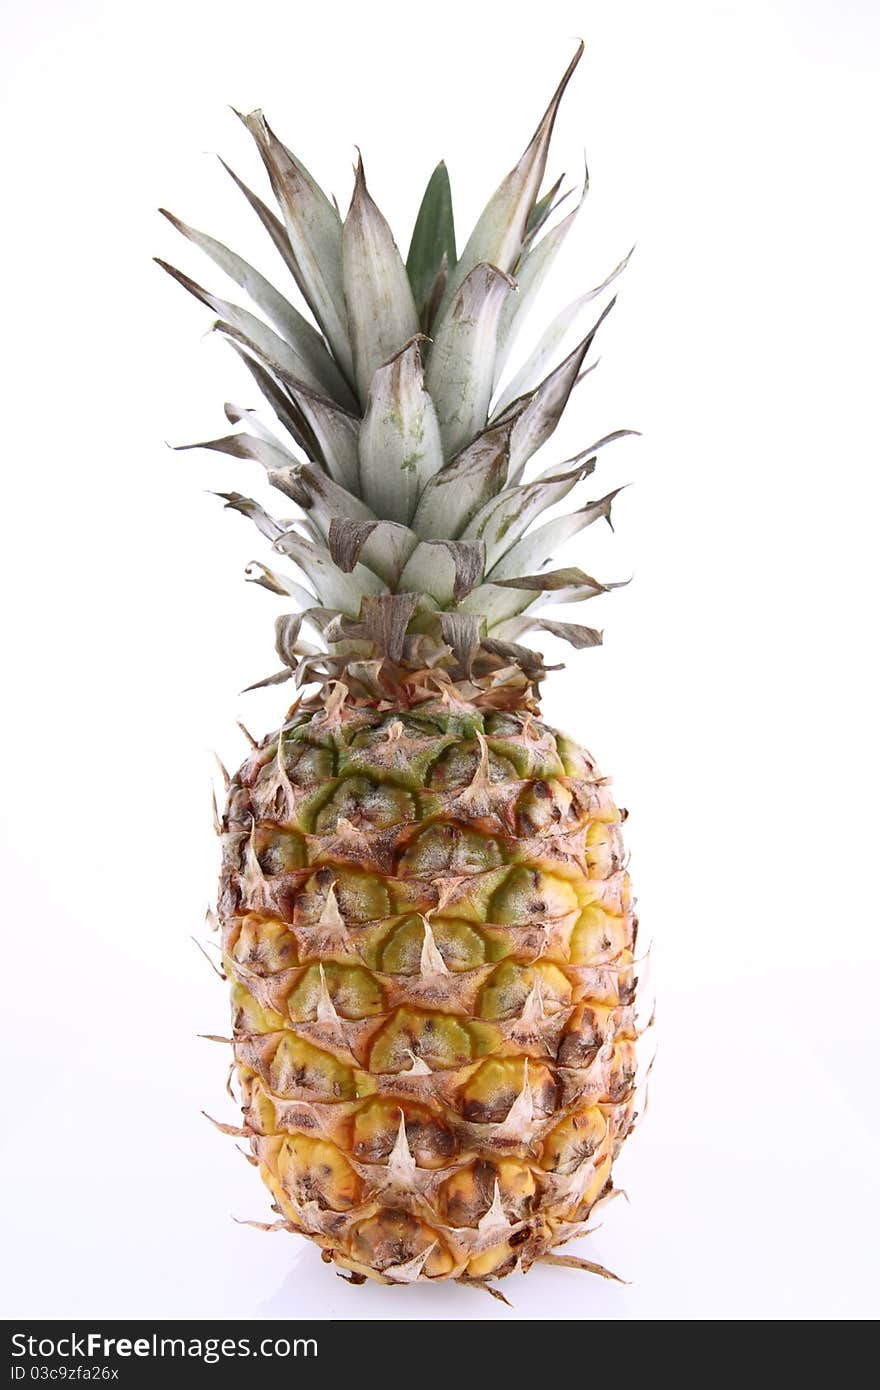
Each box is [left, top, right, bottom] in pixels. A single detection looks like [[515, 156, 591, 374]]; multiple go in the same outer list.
[[1, 0, 878, 1321]]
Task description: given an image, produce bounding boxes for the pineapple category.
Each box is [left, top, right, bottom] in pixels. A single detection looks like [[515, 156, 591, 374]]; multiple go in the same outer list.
[[161, 41, 641, 1290]]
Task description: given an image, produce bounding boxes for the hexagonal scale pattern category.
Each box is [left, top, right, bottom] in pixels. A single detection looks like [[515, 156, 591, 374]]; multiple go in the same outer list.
[[218, 702, 638, 1284]]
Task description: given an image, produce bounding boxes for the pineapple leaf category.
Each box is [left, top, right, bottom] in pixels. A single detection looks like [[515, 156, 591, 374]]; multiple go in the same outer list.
[[164, 43, 636, 688], [421, 255, 449, 336], [342, 157, 421, 405], [218, 320, 361, 491], [221, 337, 317, 455], [410, 417, 516, 540], [219, 494, 378, 614], [159, 209, 354, 409], [327, 518, 378, 571], [488, 488, 622, 580], [425, 263, 515, 459], [241, 110, 354, 384], [406, 161, 457, 326], [268, 463, 375, 534], [457, 581, 535, 626], [469, 429, 637, 560], [464, 566, 612, 626], [495, 248, 633, 415], [223, 402, 289, 445], [524, 174, 566, 241], [492, 565, 611, 595], [398, 538, 485, 605], [439, 611, 483, 667], [437, 43, 583, 319], [497, 614, 603, 648], [274, 612, 323, 666], [433, 539, 486, 601], [215, 491, 285, 542], [243, 560, 316, 607], [241, 668, 295, 691], [328, 518, 418, 587], [360, 524, 420, 588], [358, 336, 444, 524], [273, 529, 384, 612], [480, 635, 552, 678], [462, 454, 597, 572], [360, 593, 420, 664], [218, 157, 300, 280], [538, 576, 628, 606], [175, 431, 297, 475], [499, 300, 616, 481], [156, 259, 335, 401], [493, 167, 588, 387], [274, 380, 361, 494]]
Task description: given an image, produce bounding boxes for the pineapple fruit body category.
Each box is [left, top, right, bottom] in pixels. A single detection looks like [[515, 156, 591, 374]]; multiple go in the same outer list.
[[220, 701, 636, 1283]]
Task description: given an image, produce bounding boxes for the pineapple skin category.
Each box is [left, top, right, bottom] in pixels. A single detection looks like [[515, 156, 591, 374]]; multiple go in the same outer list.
[[219, 699, 637, 1284]]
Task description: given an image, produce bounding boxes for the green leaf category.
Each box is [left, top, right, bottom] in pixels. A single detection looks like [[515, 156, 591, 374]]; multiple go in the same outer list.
[[525, 175, 565, 240], [406, 161, 457, 323]]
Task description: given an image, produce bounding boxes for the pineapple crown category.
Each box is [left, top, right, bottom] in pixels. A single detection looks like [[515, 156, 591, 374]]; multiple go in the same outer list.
[[158, 41, 635, 710]]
